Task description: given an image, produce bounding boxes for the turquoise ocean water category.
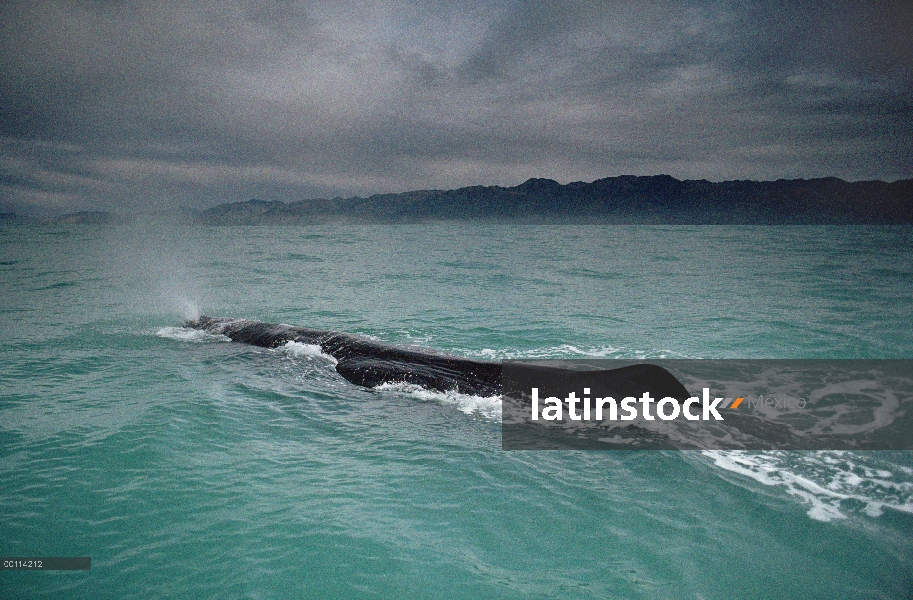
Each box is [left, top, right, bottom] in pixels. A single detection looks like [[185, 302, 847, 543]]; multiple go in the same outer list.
[[2, 222, 912, 598]]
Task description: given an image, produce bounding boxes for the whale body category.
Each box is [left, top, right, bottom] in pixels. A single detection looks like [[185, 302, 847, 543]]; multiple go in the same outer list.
[[186, 316, 503, 396], [185, 316, 690, 401]]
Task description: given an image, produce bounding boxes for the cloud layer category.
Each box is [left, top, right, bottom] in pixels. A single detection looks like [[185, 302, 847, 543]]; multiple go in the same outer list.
[[1, 1, 911, 213]]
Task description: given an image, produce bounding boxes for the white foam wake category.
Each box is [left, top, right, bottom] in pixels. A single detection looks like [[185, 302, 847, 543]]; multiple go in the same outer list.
[[155, 326, 230, 343], [280, 341, 338, 364], [702, 450, 913, 522], [466, 345, 695, 360], [373, 382, 502, 420]]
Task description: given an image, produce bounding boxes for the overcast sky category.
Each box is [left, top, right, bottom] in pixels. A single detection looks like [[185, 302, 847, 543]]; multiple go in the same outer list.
[[1, 1, 911, 214]]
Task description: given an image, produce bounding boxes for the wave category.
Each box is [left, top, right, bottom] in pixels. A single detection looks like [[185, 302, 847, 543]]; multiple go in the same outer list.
[[702, 450, 913, 522], [155, 326, 230, 343], [464, 344, 697, 360], [279, 341, 338, 364], [373, 382, 502, 420]]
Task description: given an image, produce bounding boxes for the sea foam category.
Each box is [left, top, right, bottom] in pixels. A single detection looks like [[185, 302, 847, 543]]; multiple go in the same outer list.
[[702, 450, 913, 522], [155, 326, 230, 343], [373, 382, 502, 420], [280, 341, 338, 364]]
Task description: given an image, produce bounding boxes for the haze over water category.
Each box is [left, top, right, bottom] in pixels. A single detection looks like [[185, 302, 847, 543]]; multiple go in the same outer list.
[[2, 222, 912, 598]]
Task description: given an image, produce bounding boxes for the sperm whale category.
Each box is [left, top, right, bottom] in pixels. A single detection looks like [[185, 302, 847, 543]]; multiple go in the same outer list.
[[184, 316, 690, 401], [186, 316, 503, 396]]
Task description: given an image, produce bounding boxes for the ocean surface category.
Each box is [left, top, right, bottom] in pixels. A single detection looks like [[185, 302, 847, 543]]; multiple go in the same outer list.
[[2, 222, 912, 598]]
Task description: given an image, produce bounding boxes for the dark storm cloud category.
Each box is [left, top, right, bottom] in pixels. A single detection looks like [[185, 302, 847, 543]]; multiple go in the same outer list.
[[0, 0, 910, 214]]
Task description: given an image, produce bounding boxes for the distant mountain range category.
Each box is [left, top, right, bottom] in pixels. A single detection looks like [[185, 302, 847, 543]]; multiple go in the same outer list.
[[3, 176, 912, 225], [0, 210, 117, 225]]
